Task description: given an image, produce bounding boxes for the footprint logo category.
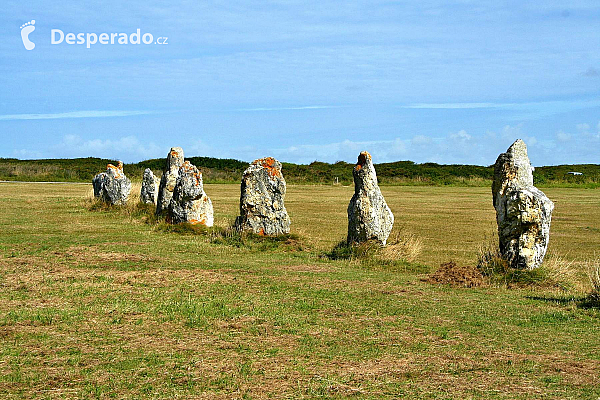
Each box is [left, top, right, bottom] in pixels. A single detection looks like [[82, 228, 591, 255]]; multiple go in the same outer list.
[[20, 20, 36, 50]]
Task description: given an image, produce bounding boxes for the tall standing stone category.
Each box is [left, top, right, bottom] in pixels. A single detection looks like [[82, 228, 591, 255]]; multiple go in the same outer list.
[[168, 161, 214, 226], [492, 139, 554, 269], [347, 151, 394, 245], [156, 147, 184, 216], [92, 161, 131, 205], [140, 168, 159, 204], [235, 157, 290, 235]]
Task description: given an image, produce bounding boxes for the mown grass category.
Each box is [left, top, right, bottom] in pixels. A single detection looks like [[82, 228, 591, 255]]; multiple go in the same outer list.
[[0, 182, 598, 399]]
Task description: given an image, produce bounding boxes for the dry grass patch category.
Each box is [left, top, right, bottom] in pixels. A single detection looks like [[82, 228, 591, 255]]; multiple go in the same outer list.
[[586, 256, 600, 298], [380, 227, 423, 263], [325, 226, 422, 268]]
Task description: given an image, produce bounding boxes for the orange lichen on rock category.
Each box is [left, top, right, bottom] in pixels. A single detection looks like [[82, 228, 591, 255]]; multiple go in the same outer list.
[[253, 157, 282, 178], [179, 161, 202, 186], [189, 217, 207, 225], [355, 151, 371, 171], [106, 163, 123, 179]]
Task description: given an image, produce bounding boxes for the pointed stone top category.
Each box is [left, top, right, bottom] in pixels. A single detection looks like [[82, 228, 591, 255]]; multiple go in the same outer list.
[[353, 151, 378, 192], [166, 147, 184, 171], [179, 160, 199, 174], [492, 139, 534, 206], [355, 151, 372, 171], [506, 139, 528, 158], [179, 160, 203, 184]]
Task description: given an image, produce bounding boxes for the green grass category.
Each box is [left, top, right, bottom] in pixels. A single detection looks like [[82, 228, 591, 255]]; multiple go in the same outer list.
[[0, 182, 598, 398]]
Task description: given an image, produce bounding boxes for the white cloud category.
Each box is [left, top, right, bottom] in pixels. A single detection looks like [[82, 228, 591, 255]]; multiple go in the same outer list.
[[556, 131, 571, 142], [501, 123, 523, 139], [236, 105, 345, 112], [576, 123, 590, 132], [412, 135, 432, 145], [0, 110, 156, 121], [12, 148, 44, 159], [54, 134, 163, 162], [402, 102, 501, 109], [449, 129, 472, 141]]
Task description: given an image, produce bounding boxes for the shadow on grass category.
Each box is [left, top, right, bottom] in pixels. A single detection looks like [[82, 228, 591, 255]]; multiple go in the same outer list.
[[158, 222, 306, 252], [526, 295, 600, 310], [86, 196, 306, 252]]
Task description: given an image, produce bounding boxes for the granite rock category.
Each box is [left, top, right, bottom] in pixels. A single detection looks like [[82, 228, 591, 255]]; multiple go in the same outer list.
[[492, 139, 554, 269], [168, 161, 213, 226], [347, 151, 394, 245], [156, 147, 185, 216], [235, 157, 290, 235]]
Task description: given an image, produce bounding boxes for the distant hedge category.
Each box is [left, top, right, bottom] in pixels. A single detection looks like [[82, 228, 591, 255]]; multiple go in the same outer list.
[[1, 157, 598, 187]]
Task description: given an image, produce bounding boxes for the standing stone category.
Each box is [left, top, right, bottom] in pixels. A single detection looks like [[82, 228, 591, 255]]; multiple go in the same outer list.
[[92, 172, 106, 197], [347, 151, 394, 245], [168, 161, 214, 226], [156, 147, 184, 216], [92, 161, 131, 205], [492, 139, 554, 269], [140, 168, 159, 204], [235, 157, 290, 235]]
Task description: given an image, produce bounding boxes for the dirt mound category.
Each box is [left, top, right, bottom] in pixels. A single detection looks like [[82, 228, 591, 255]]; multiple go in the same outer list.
[[426, 261, 486, 288]]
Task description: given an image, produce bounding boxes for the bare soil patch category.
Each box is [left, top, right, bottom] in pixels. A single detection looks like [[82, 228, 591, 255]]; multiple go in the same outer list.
[[426, 261, 486, 288]]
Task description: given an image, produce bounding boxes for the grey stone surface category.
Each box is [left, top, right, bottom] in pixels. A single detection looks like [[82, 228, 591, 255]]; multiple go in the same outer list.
[[140, 168, 159, 204], [92, 161, 131, 205], [156, 147, 184, 216], [168, 161, 213, 226], [92, 172, 106, 197], [235, 157, 290, 235], [493, 139, 554, 269], [347, 151, 394, 245]]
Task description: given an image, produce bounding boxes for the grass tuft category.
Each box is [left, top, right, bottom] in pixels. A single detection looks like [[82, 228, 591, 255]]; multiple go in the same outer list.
[[476, 237, 579, 290], [381, 227, 423, 262], [325, 226, 422, 269], [209, 225, 305, 252], [585, 257, 600, 306]]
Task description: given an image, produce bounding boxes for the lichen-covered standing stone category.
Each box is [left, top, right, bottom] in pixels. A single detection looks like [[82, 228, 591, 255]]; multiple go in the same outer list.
[[140, 168, 159, 204], [168, 161, 214, 226], [493, 139, 554, 269], [156, 147, 184, 216], [235, 157, 290, 235], [347, 151, 394, 245], [92, 161, 131, 205]]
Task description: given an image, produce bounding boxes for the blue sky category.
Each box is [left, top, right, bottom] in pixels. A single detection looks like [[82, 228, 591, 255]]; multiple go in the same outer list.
[[2, 1, 599, 165]]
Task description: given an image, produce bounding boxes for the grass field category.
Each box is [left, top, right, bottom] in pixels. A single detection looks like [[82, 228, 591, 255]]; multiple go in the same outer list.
[[0, 182, 599, 399]]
